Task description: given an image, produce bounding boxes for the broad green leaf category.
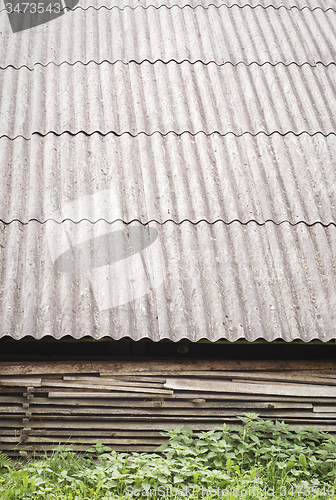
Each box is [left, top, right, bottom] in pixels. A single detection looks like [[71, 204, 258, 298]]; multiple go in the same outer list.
[[181, 425, 193, 435]]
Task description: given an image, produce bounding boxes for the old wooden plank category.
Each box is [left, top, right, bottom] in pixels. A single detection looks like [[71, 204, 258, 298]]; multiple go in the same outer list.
[[0, 427, 23, 433], [22, 419, 336, 433], [102, 371, 231, 378], [0, 419, 24, 427], [313, 406, 336, 413], [1, 443, 159, 453], [30, 397, 313, 410], [36, 390, 336, 404], [0, 387, 27, 394], [256, 411, 336, 419], [172, 392, 336, 403], [25, 413, 237, 421], [29, 414, 239, 422], [48, 391, 174, 399], [156, 371, 335, 381], [45, 390, 336, 403], [12, 436, 166, 445], [0, 437, 21, 443], [5, 408, 335, 420], [227, 373, 336, 386], [104, 371, 335, 380], [0, 396, 25, 404], [0, 406, 25, 414], [27, 420, 235, 430], [98, 360, 336, 373], [234, 377, 336, 387], [63, 376, 165, 389], [165, 379, 336, 398], [29, 429, 164, 437], [308, 412, 336, 418], [108, 376, 167, 383], [1, 359, 336, 376], [43, 380, 173, 395], [276, 419, 336, 426], [100, 371, 336, 379], [23, 406, 319, 417], [15, 444, 160, 452], [0, 377, 42, 387]]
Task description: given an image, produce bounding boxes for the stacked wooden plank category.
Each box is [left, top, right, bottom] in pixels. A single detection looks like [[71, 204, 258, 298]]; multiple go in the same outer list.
[[1, 359, 336, 457]]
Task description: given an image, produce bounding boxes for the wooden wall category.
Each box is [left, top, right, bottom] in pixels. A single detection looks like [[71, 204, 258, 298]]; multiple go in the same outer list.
[[1, 359, 336, 457]]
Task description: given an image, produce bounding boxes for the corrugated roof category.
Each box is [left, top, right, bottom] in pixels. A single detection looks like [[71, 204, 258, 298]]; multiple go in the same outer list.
[[1, 0, 335, 9], [1, 221, 335, 342], [1, 133, 336, 225], [1, 63, 336, 138], [1, 6, 336, 68], [0, 0, 335, 341]]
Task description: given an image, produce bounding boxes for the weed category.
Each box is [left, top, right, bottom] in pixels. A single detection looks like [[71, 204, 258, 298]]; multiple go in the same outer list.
[[0, 415, 335, 499]]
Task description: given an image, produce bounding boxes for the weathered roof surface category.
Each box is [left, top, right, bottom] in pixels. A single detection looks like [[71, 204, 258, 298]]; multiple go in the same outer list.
[[0, 0, 335, 341], [1, 221, 336, 341], [1, 6, 336, 67], [1, 0, 334, 8], [1, 63, 336, 138], [1, 133, 336, 225]]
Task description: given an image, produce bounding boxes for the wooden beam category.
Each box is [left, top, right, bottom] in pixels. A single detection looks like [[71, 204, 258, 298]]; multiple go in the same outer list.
[[1, 359, 336, 376]]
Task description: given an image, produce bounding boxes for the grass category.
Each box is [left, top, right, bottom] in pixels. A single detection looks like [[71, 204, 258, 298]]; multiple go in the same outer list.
[[1, 414, 336, 499]]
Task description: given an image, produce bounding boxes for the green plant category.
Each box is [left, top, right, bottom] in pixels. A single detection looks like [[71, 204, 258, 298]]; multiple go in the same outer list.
[[87, 441, 113, 455], [1, 415, 336, 499], [0, 452, 11, 470]]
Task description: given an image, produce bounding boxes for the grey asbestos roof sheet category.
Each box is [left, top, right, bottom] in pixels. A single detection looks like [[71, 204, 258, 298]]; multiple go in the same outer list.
[[1, 221, 336, 342], [1, 133, 336, 225], [1, 0, 334, 9], [1, 6, 336, 68], [0, 0, 336, 342], [1, 63, 336, 138]]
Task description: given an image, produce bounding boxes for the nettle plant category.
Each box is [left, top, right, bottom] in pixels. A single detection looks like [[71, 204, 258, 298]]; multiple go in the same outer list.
[[157, 413, 336, 487], [1, 414, 336, 499]]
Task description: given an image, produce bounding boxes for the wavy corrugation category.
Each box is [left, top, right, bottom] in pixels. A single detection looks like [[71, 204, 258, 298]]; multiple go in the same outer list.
[[1, 6, 336, 68], [1, 0, 334, 12], [1, 62, 336, 138], [1, 133, 336, 225], [0, 220, 335, 342]]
